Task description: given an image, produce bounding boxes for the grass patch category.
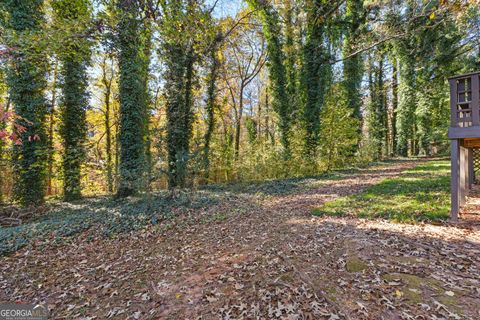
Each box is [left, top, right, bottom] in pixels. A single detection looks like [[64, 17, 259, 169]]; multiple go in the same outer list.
[[312, 160, 450, 223]]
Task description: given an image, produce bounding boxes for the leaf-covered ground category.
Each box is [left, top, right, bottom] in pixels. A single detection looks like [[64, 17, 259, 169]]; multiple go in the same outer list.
[[1, 159, 480, 319]]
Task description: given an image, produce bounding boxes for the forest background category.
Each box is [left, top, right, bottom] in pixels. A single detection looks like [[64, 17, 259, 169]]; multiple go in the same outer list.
[[0, 0, 479, 205]]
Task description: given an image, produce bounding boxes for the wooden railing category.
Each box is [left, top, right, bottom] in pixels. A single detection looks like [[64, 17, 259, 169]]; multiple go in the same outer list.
[[450, 72, 480, 128]]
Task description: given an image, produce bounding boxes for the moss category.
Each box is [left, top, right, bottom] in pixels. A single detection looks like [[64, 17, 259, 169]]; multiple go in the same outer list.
[[346, 256, 368, 273], [382, 273, 463, 311], [383, 273, 425, 303], [388, 255, 424, 264], [404, 288, 423, 304], [323, 286, 339, 302], [437, 293, 463, 313]]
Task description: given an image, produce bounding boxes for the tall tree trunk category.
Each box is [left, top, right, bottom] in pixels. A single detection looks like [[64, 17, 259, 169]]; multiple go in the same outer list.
[[163, 0, 199, 189], [283, 0, 298, 116], [368, 52, 387, 159], [165, 42, 195, 189], [141, 19, 153, 191], [396, 51, 416, 157], [54, 0, 91, 201], [6, 0, 48, 206], [59, 57, 89, 201], [367, 54, 377, 158], [396, 1, 416, 157], [47, 61, 58, 197], [377, 55, 386, 158], [105, 92, 113, 193], [203, 38, 220, 179], [343, 0, 364, 120], [234, 86, 244, 160], [247, 0, 291, 158], [302, 0, 329, 158], [391, 59, 398, 156], [116, 0, 146, 197], [101, 57, 114, 193], [0, 97, 10, 204]]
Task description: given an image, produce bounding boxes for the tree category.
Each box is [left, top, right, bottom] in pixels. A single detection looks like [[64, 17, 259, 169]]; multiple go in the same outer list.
[[394, 2, 417, 157], [46, 59, 58, 196], [203, 34, 221, 179], [390, 57, 398, 156], [343, 0, 364, 118], [301, 0, 331, 158], [161, 0, 193, 188], [282, 0, 299, 119], [223, 21, 266, 159], [53, 0, 92, 201], [367, 50, 387, 159], [140, 18, 153, 190], [246, 0, 292, 158], [116, 0, 147, 197], [99, 54, 116, 193], [342, 0, 365, 151], [161, 0, 210, 188], [4, 0, 48, 206]]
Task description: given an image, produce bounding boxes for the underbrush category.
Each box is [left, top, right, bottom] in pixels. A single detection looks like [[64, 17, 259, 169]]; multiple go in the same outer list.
[[0, 190, 251, 255]]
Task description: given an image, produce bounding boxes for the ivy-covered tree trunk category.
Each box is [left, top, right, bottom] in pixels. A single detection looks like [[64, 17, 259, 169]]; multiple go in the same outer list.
[[162, 0, 201, 189], [59, 59, 89, 200], [164, 43, 193, 188], [140, 19, 153, 190], [396, 50, 416, 157], [283, 0, 298, 117], [6, 0, 48, 206], [343, 0, 364, 122], [395, 1, 418, 157], [203, 38, 220, 179], [46, 61, 58, 196], [302, 0, 330, 157], [343, 0, 364, 154], [391, 58, 398, 156], [416, 68, 432, 156], [368, 53, 387, 159], [163, 26, 187, 188], [54, 0, 91, 201], [116, 0, 146, 197], [246, 0, 291, 158]]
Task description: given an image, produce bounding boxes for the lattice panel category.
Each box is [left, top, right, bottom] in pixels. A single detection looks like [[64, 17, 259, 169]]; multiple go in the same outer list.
[[473, 148, 480, 184]]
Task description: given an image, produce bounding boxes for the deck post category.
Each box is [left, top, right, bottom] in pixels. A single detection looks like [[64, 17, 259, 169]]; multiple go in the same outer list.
[[459, 145, 466, 206], [463, 147, 470, 191], [468, 148, 474, 188], [451, 139, 460, 221]]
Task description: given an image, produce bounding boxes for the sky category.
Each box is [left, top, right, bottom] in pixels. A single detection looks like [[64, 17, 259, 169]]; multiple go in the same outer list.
[[207, 0, 244, 18]]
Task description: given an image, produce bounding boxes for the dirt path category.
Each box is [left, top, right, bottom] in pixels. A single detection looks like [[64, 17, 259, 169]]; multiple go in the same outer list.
[[1, 159, 480, 319]]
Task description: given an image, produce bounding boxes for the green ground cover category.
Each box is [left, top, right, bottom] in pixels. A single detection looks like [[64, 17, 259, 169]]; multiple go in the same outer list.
[[312, 160, 450, 223]]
